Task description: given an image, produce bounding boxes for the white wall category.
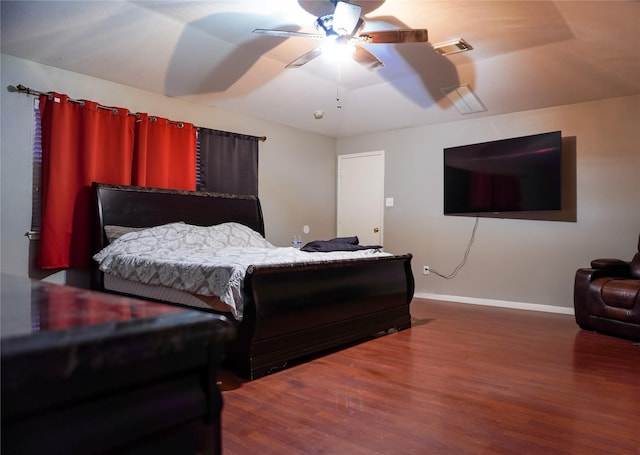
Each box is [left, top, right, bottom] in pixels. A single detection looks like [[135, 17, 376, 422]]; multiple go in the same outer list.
[[1, 54, 337, 284], [338, 95, 640, 311]]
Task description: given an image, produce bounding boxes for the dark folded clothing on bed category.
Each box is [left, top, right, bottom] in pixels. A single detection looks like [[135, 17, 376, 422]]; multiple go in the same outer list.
[[301, 236, 382, 253]]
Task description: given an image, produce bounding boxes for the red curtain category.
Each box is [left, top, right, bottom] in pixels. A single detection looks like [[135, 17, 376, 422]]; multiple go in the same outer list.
[[38, 93, 135, 269], [133, 113, 196, 190]]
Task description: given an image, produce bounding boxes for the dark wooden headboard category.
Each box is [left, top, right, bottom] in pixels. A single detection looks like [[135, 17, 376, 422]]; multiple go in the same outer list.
[[90, 182, 265, 289]]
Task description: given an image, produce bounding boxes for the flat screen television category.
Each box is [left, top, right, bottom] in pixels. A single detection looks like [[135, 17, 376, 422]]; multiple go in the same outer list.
[[444, 131, 562, 215]]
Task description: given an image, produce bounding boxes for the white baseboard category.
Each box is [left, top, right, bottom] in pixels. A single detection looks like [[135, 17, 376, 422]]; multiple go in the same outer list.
[[413, 292, 575, 315]]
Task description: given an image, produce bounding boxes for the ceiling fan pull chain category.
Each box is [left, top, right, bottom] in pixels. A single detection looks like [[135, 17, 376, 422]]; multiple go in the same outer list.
[[336, 61, 342, 109]]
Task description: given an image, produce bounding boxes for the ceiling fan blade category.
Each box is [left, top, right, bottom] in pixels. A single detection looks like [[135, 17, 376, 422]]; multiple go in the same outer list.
[[357, 29, 429, 44], [286, 47, 323, 68], [252, 29, 325, 40], [352, 45, 384, 70], [333, 1, 362, 36]]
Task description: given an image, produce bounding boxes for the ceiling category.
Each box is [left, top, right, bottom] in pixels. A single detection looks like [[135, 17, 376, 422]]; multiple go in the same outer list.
[[2, 1, 639, 138]]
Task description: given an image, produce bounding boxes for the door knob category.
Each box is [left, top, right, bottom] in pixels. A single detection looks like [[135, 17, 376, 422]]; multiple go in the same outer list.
[[373, 227, 380, 233]]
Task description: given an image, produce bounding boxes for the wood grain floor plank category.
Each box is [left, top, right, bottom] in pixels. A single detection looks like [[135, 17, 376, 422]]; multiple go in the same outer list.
[[218, 299, 640, 454]]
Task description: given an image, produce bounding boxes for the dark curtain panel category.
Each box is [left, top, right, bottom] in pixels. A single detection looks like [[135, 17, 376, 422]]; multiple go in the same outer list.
[[197, 128, 259, 196]]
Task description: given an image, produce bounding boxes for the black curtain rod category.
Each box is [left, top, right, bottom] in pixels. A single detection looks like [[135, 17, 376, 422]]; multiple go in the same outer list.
[[7, 84, 267, 141]]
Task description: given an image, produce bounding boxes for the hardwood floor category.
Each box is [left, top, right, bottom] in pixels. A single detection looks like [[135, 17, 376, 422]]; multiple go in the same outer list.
[[217, 299, 640, 454]]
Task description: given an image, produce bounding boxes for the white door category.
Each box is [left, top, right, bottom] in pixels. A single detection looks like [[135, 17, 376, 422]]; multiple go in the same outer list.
[[337, 151, 385, 246]]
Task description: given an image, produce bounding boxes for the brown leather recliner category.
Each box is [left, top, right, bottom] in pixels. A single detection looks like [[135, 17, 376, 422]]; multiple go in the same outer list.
[[574, 234, 640, 341]]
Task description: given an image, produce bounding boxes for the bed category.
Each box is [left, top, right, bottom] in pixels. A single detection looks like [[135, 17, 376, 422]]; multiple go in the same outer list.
[[90, 183, 415, 379]]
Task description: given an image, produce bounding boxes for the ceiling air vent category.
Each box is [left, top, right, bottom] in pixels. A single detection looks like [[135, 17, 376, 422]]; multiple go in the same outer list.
[[433, 38, 473, 56], [441, 85, 486, 115]]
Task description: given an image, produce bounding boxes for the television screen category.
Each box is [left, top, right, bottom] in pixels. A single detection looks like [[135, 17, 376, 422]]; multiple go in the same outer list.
[[444, 131, 562, 215]]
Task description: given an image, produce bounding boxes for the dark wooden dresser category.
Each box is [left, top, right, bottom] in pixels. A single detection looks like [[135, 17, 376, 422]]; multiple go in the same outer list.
[[1, 274, 235, 455]]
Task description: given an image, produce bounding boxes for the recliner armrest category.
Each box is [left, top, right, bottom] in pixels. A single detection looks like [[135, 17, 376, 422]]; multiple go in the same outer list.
[[590, 258, 631, 274], [577, 267, 630, 282]]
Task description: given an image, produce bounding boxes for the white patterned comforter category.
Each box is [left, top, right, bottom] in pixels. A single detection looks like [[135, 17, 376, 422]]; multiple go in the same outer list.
[[93, 222, 390, 320]]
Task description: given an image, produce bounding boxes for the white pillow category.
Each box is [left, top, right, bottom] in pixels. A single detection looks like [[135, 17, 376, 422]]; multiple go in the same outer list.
[[104, 225, 147, 242], [206, 222, 274, 248]]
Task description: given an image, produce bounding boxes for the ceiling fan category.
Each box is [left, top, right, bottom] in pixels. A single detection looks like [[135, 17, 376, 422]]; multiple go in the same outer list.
[[252, 0, 428, 70]]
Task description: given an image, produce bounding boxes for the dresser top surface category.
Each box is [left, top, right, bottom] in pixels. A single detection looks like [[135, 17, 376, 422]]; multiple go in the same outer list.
[[1, 274, 233, 354]]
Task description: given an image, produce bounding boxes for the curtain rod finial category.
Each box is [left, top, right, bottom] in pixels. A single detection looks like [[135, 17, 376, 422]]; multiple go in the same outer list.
[[8, 84, 36, 95]]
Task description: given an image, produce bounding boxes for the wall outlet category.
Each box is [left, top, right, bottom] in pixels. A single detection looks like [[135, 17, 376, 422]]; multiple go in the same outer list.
[[423, 265, 430, 275]]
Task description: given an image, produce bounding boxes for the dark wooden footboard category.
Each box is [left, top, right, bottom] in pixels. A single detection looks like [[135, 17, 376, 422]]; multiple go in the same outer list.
[[231, 254, 414, 379]]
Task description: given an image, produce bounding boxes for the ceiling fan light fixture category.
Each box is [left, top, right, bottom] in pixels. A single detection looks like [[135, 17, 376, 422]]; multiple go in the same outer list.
[[254, 1, 426, 70], [433, 38, 473, 56], [321, 38, 356, 61], [441, 85, 486, 115]]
